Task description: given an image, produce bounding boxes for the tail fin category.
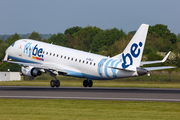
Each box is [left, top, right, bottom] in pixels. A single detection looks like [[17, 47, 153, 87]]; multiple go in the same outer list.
[[112, 24, 149, 69]]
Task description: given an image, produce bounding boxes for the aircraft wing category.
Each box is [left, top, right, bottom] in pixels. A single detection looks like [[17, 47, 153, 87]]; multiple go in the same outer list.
[[5, 60, 68, 74], [140, 51, 171, 66], [143, 66, 175, 71]]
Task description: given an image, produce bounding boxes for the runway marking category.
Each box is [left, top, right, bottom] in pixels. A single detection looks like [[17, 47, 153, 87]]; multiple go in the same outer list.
[[0, 96, 180, 102]]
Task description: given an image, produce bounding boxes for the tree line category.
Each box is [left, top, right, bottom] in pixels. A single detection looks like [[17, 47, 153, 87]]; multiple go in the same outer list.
[[0, 24, 180, 71]]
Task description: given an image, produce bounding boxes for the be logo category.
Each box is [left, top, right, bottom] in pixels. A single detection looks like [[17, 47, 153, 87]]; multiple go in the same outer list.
[[122, 42, 143, 69], [24, 42, 44, 61], [32, 44, 44, 58]]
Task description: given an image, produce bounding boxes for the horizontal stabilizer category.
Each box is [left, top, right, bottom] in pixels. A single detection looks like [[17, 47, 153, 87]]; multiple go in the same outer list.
[[141, 51, 171, 66], [144, 66, 175, 71], [109, 65, 137, 72]]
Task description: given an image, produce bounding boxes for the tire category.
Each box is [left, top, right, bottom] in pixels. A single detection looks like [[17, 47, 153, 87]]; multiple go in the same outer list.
[[88, 80, 93, 87], [55, 80, 60, 87], [50, 80, 55, 87], [83, 80, 88, 87]]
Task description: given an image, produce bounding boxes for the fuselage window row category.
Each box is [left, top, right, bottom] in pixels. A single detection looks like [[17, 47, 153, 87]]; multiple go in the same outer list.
[[41, 51, 96, 66]]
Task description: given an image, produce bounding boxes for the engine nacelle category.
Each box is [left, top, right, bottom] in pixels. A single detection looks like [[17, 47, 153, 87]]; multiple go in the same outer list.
[[21, 66, 42, 77]]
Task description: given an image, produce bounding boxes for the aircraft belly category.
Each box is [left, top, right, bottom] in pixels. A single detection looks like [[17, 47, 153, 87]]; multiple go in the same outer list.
[[116, 70, 138, 78]]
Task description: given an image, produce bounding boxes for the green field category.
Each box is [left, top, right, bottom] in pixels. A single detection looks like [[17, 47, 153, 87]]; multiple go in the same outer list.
[[1, 79, 180, 88], [1, 71, 180, 88], [1, 73, 180, 120], [0, 99, 179, 120]]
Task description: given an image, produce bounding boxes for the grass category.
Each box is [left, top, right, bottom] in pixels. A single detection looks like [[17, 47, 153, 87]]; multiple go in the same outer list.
[[0, 99, 180, 120], [1, 71, 180, 88], [1, 79, 180, 88], [1, 72, 180, 120]]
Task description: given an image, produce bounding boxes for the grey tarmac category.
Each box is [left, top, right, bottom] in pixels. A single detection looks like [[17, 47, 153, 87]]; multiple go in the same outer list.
[[0, 86, 180, 102]]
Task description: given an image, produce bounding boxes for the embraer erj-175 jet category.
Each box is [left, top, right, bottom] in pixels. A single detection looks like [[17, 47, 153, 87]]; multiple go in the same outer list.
[[3, 24, 175, 87]]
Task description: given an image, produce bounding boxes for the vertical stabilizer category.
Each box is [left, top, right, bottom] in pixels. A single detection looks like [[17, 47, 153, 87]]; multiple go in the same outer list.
[[112, 24, 149, 69]]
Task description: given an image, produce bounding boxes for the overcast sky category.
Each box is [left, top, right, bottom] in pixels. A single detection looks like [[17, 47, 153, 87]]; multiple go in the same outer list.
[[0, 0, 179, 35]]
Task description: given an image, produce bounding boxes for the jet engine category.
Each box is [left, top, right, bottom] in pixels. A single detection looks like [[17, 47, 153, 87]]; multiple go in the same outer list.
[[21, 66, 42, 77]]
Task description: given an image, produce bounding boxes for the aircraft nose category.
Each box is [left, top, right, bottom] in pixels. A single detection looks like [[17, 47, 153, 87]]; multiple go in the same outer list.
[[3, 46, 11, 61], [5, 46, 10, 54]]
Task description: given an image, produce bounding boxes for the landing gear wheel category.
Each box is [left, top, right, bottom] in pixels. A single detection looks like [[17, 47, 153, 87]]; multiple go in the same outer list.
[[50, 72, 60, 88], [55, 80, 60, 87], [88, 80, 93, 87], [83, 80, 93, 87], [50, 80, 56, 88], [83, 80, 88, 87]]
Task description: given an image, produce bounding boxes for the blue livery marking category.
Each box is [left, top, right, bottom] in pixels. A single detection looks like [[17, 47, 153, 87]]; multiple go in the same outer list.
[[98, 58, 108, 77], [113, 61, 122, 78], [122, 42, 143, 69], [24, 42, 44, 61], [64, 69, 109, 80], [104, 59, 113, 78], [122, 53, 133, 69], [110, 60, 117, 78]]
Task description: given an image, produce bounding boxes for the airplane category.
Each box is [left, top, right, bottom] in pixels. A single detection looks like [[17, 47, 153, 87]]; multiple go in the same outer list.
[[3, 24, 175, 88]]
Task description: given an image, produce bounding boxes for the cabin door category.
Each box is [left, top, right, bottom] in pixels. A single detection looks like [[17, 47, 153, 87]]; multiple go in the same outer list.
[[18, 41, 26, 56]]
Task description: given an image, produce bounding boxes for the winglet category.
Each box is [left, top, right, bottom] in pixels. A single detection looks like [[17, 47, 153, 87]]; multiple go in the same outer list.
[[140, 51, 171, 66], [162, 51, 171, 62]]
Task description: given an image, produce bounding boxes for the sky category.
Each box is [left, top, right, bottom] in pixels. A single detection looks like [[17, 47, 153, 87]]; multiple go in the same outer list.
[[0, 0, 180, 35]]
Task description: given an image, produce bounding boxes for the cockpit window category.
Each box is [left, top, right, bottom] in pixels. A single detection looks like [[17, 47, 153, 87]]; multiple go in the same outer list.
[[11, 42, 15, 47]]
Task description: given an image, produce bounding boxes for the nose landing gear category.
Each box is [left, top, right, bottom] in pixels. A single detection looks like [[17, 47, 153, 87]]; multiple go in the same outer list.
[[83, 79, 93, 87]]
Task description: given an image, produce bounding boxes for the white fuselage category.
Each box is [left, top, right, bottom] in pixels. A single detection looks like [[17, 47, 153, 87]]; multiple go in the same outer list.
[[7, 39, 138, 80]]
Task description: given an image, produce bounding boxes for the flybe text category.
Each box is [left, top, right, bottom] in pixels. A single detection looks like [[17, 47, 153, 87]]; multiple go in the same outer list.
[[24, 42, 44, 61]]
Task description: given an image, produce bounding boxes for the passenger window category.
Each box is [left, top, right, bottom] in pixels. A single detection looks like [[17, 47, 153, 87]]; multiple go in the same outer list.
[[57, 54, 59, 57], [75, 59, 77, 62], [79, 60, 81, 62], [68, 57, 70, 60], [94, 63, 96, 66], [90, 62, 92, 65], [83, 60, 85, 63], [86, 61, 88, 64], [50, 53, 52, 56], [53, 54, 55, 56], [46, 52, 48, 55], [64, 56, 66, 59], [71, 58, 73, 61]]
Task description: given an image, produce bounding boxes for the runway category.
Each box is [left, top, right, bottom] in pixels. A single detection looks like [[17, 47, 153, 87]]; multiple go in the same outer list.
[[0, 86, 180, 102]]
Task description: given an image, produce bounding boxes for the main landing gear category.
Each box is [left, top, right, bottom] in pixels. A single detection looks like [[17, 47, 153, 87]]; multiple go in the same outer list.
[[83, 80, 93, 87], [50, 72, 60, 88], [50, 80, 60, 88]]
